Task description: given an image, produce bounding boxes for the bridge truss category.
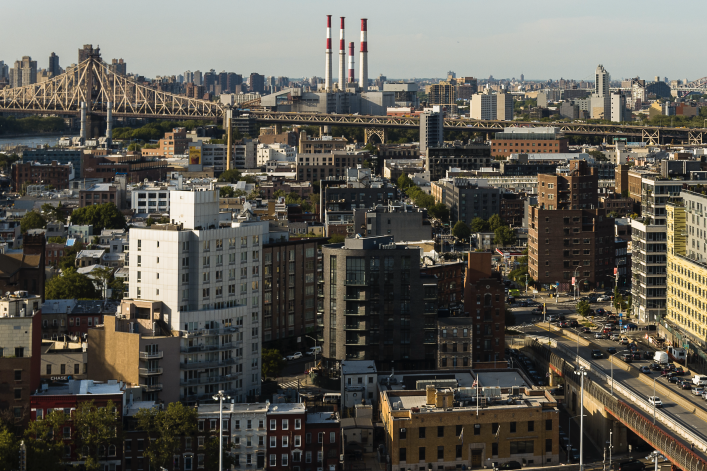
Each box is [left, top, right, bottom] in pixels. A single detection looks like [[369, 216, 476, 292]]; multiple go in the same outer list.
[[0, 54, 223, 120]]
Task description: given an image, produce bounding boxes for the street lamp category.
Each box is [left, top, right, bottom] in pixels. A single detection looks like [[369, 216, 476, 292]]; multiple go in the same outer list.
[[647, 450, 664, 471], [212, 390, 231, 471], [574, 367, 587, 471], [605, 429, 613, 471]]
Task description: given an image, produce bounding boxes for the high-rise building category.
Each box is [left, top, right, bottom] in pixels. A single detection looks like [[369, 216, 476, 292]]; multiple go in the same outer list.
[[434, 178, 502, 226], [48, 52, 60, 77], [193, 70, 203, 86], [321, 236, 437, 370], [89, 189, 264, 403], [249, 73, 265, 94], [528, 160, 615, 292], [427, 84, 456, 106], [470, 90, 513, 120], [419, 110, 444, 157], [110, 58, 126, 75], [595, 64, 610, 97], [12, 56, 37, 88], [203, 69, 216, 93], [590, 65, 611, 119], [78, 44, 97, 63]]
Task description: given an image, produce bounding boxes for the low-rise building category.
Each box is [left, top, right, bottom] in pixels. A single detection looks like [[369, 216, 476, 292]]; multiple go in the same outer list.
[[490, 127, 569, 159], [426, 145, 493, 181], [437, 317, 473, 369], [0, 233, 45, 299], [12, 160, 73, 192], [265, 403, 306, 471], [340, 360, 378, 413], [141, 127, 191, 158], [352, 203, 431, 241], [40, 340, 87, 381], [298, 132, 347, 154]]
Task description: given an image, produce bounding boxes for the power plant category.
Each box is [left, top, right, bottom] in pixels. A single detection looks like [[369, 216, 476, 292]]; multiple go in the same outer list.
[[260, 15, 393, 116]]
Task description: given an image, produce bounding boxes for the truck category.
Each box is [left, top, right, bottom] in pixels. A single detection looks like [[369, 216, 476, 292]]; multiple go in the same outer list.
[[653, 351, 669, 364], [692, 375, 707, 386], [668, 346, 686, 364]]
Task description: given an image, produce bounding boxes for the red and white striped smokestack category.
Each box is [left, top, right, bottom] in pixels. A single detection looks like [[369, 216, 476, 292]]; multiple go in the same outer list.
[[325, 15, 332, 92], [359, 18, 368, 90], [348, 42, 355, 84], [338, 17, 346, 91]]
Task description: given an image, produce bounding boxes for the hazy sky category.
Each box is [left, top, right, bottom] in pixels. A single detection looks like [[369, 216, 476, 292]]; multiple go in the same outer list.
[[4, 0, 707, 82]]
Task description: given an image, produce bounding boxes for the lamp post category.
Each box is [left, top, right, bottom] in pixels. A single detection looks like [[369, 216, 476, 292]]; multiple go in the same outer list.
[[212, 390, 230, 471], [574, 268, 579, 301], [574, 367, 587, 471], [647, 450, 663, 471], [606, 429, 613, 471]]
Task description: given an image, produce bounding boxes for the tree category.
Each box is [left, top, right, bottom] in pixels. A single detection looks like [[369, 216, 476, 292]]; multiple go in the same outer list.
[[488, 214, 505, 231], [328, 234, 346, 244], [24, 409, 67, 471], [0, 425, 18, 471], [493, 226, 516, 246], [452, 221, 471, 241], [588, 150, 608, 161], [262, 349, 286, 379], [145, 217, 155, 227], [47, 236, 66, 244], [70, 203, 127, 232], [73, 400, 120, 471], [576, 300, 591, 318], [621, 189, 630, 198], [247, 188, 262, 200], [20, 211, 46, 233], [45, 267, 101, 300], [134, 402, 197, 470], [470, 217, 489, 233], [91, 266, 115, 299], [427, 203, 450, 223], [218, 169, 242, 183], [397, 174, 413, 190], [127, 142, 141, 152], [273, 189, 286, 198], [58, 241, 84, 271], [203, 436, 237, 471]]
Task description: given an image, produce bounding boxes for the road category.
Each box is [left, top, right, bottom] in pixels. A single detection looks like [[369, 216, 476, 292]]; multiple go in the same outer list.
[[516, 316, 707, 453]]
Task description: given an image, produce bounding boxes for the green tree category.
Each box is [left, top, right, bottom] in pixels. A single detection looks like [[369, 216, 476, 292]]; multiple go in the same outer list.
[[328, 234, 346, 244], [145, 217, 155, 227], [24, 409, 67, 471], [247, 188, 262, 200], [262, 349, 287, 379], [493, 226, 516, 246], [588, 150, 608, 161], [70, 203, 127, 233], [621, 189, 630, 198], [47, 236, 66, 244], [397, 174, 413, 190], [488, 214, 505, 231], [58, 241, 84, 271], [412, 192, 435, 209], [91, 266, 115, 299], [20, 211, 46, 233], [273, 189, 286, 198], [134, 402, 198, 470], [0, 425, 18, 471], [203, 436, 237, 471], [218, 169, 242, 183], [427, 203, 450, 223], [470, 217, 489, 233], [74, 400, 120, 471], [452, 221, 471, 241], [576, 300, 591, 318], [127, 142, 141, 152], [45, 267, 101, 300]]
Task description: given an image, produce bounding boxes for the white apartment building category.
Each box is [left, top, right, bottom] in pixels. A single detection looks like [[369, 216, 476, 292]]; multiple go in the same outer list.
[[256, 143, 296, 167], [128, 188, 264, 401], [470, 90, 513, 121], [131, 185, 171, 215]]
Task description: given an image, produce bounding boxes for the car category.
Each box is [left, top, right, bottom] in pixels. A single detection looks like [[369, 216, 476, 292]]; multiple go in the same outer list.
[[611, 334, 621, 341], [680, 381, 693, 390], [547, 315, 559, 322], [498, 461, 522, 470], [667, 375, 681, 384], [568, 320, 579, 327], [648, 396, 662, 407], [579, 296, 589, 302], [596, 295, 611, 302], [607, 347, 617, 354], [591, 350, 603, 359], [621, 353, 633, 363], [284, 352, 303, 361], [559, 321, 569, 328], [305, 346, 322, 356], [588, 297, 599, 303], [620, 338, 630, 345], [662, 368, 673, 376], [624, 323, 638, 330], [568, 447, 580, 463], [650, 363, 663, 371], [595, 332, 607, 339], [692, 387, 704, 396], [532, 307, 543, 313], [640, 366, 651, 374], [509, 349, 519, 356], [612, 459, 650, 471], [632, 352, 641, 360], [581, 327, 591, 333], [702, 390, 707, 400], [595, 308, 606, 316], [642, 351, 653, 360], [674, 367, 685, 376]]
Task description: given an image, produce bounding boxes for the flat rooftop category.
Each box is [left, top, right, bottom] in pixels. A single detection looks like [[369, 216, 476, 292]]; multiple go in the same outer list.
[[477, 371, 529, 389]]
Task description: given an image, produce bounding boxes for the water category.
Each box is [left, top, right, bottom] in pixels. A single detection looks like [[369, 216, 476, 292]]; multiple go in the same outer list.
[[0, 135, 64, 151]]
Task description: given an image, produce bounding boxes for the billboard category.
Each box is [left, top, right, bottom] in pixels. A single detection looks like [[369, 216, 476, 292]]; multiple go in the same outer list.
[[189, 147, 202, 165]]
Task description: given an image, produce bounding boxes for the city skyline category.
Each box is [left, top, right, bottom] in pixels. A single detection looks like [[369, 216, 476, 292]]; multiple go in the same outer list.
[[4, 0, 707, 82]]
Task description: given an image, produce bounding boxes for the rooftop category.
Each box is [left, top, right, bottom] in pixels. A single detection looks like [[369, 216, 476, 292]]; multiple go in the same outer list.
[[341, 360, 377, 376], [306, 412, 340, 424], [267, 403, 305, 415], [35, 379, 125, 397]]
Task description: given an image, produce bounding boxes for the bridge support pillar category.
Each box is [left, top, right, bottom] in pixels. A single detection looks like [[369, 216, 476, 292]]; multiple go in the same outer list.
[[364, 127, 386, 145], [274, 123, 282, 134], [642, 129, 660, 146]]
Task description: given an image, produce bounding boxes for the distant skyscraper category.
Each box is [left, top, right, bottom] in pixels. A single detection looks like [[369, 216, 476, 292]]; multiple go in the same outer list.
[[48, 52, 60, 77], [110, 58, 126, 75], [520, 73, 524, 82], [591, 64, 611, 120], [203, 69, 216, 93], [183, 70, 194, 84], [249, 73, 265, 94], [420, 110, 444, 156], [193, 70, 203, 86], [0, 61, 8, 80], [78, 44, 98, 63], [12, 56, 37, 88], [595, 64, 610, 97]]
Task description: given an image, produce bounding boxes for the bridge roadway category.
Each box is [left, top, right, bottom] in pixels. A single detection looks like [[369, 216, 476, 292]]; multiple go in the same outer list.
[[520, 322, 707, 467]]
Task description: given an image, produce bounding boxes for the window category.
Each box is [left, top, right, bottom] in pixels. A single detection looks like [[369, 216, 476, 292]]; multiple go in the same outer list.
[[14, 370, 21, 381], [546, 438, 553, 453], [281, 454, 288, 467], [269, 436, 276, 448], [330, 431, 336, 443], [437, 426, 444, 437], [456, 445, 462, 458], [528, 420, 534, 432], [437, 446, 444, 460], [545, 419, 552, 430], [295, 418, 301, 429], [282, 436, 289, 447], [269, 455, 277, 467], [510, 441, 534, 454], [419, 447, 425, 461], [400, 448, 407, 462], [400, 428, 407, 439], [492, 442, 498, 456], [510, 422, 516, 433], [474, 424, 480, 435]]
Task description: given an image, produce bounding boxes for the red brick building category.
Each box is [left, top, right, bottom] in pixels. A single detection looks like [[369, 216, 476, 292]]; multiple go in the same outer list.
[[0, 233, 45, 300], [266, 403, 306, 471], [464, 252, 505, 365], [141, 127, 191, 158], [500, 192, 526, 227], [81, 154, 168, 182], [45, 242, 65, 267], [30, 379, 125, 468], [305, 412, 341, 471], [490, 128, 569, 158], [12, 160, 72, 191]]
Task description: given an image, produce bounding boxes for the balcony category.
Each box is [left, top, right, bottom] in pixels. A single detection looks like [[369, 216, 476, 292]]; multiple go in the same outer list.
[[181, 358, 236, 370], [138, 368, 163, 376], [344, 293, 367, 301], [180, 342, 235, 353], [139, 351, 164, 360], [180, 326, 240, 338], [345, 277, 367, 286], [345, 309, 365, 316], [345, 322, 366, 330], [345, 337, 366, 346], [140, 383, 163, 392]]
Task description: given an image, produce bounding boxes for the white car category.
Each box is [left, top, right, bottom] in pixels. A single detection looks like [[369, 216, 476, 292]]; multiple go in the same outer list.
[[283, 352, 303, 361], [596, 295, 610, 302], [648, 396, 663, 408]]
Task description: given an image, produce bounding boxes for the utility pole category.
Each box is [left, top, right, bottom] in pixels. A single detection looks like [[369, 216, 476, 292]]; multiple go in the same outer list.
[[574, 367, 587, 471]]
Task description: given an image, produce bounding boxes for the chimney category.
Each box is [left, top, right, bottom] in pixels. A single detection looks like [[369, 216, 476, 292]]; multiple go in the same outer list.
[[79, 101, 87, 141], [325, 15, 332, 92], [348, 42, 355, 84], [338, 17, 346, 91], [359, 18, 368, 91]]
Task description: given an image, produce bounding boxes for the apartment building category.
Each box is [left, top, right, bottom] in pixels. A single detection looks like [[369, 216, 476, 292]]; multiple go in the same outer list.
[[425, 145, 493, 181], [321, 236, 437, 370], [434, 178, 502, 226], [296, 152, 367, 182], [298, 133, 347, 154], [490, 127, 569, 158], [437, 317, 473, 369], [420, 111, 444, 157], [12, 160, 72, 191], [266, 403, 306, 471], [89, 189, 264, 403], [131, 183, 171, 215], [141, 127, 191, 158], [470, 90, 513, 121]]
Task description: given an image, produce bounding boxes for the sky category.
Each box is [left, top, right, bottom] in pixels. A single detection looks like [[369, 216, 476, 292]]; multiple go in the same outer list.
[[3, 0, 707, 82]]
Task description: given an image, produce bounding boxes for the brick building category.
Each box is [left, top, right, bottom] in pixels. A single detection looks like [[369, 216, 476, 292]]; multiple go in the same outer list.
[[45, 242, 66, 267], [262, 238, 326, 346], [296, 152, 368, 182], [266, 403, 306, 471], [259, 177, 312, 200], [81, 154, 169, 182], [437, 317, 473, 369], [140, 127, 192, 158], [490, 127, 569, 158], [419, 260, 465, 310], [298, 132, 347, 154], [12, 160, 72, 191], [528, 160, 615, 292], [599, 193, 634, 216], [500, 193, 526, 227], [258, 130, 298, 148], [78, 180, 127, 209], [464, 252, 505, 364], [0, 233, 45, 300], [426, 144, 493, 181], [0, 293, 42, 425], [305, 412, 341, 471]]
